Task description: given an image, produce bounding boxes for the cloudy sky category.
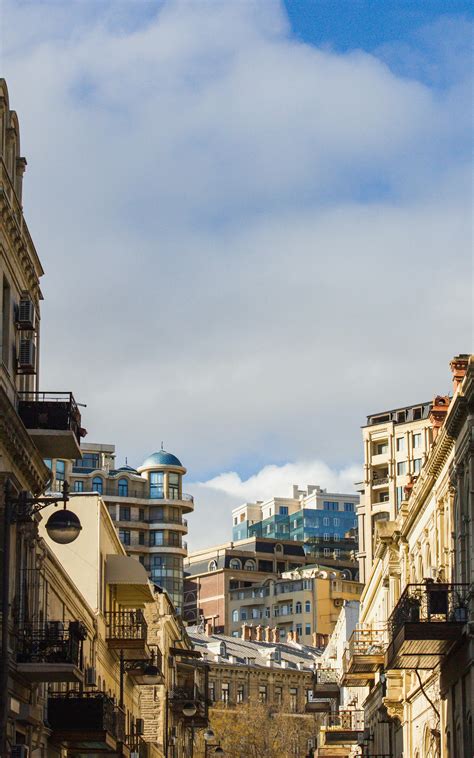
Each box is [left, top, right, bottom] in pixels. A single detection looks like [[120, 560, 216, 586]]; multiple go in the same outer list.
[[2, 0, 472, 548]]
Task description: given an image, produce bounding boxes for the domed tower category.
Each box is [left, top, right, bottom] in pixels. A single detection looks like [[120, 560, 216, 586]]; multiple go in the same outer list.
[[137, 449, 193, 613]]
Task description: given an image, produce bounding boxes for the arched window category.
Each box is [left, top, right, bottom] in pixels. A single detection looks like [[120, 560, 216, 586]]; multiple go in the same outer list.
[[295, 602, 302, 614], [92, 476, 103, 494], [305, 601, 311, 613], [208, 560, 218, 572], [244, 559, 256, 571], [118, 478, 128, 497], [232, 610, 239, 623], [220, 642, 227, 657], [229, 558, 241, 570]]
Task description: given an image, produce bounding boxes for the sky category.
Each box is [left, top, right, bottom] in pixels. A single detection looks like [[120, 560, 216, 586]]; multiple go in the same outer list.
[[2, 0, 472, 548]]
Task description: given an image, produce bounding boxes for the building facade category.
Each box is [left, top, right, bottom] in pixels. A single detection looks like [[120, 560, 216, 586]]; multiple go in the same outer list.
[[183, 536, 359, 633], [232, 485, 359, 562], [48, 442, 193, 613], [227, 566, 362, 646]]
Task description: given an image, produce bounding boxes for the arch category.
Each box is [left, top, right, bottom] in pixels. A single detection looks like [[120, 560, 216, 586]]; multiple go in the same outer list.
[[244, 559, 256, 571], [274, 543, 283, 553], [92, 476, 103, 495], [118, 478, 128, 497], [229, 558, 241, 570], [208, 560, 218, 572]]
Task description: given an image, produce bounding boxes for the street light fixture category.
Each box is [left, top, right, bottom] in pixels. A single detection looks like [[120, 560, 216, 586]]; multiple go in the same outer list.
[[204, 741, 224, 756], [204, 728, 215, 741], [182, 702, 197, 717]]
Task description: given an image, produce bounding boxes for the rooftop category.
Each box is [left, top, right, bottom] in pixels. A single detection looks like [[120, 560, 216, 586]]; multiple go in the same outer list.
[[140, 449, 183, 469]]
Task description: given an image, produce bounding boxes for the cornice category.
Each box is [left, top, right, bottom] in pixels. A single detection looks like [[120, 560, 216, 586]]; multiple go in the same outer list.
[[0, 385, 49, 492]]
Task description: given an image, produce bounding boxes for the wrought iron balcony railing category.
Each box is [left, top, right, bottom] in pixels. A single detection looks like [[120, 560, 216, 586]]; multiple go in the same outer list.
[[48, 691, 118, 740], [17, 391, 82, 440], [105, 610, 147, 644], [17, 620, 86, 668]]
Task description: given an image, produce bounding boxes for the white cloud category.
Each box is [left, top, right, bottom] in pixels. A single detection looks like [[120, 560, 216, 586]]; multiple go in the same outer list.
[[2, 1, 472, 484], [186, 458, 361, 550]]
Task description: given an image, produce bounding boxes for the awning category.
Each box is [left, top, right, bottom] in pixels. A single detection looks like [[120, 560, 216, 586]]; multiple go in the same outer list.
[[105, 555, 155, 605]]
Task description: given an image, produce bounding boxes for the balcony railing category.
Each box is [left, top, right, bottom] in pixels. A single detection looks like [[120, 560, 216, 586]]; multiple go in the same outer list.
[[75, 483, 194, 504], [48, 691, 121, 746], [16, 621, 86, 682], [341, 626, 386, 687], [386, 583, 470, 670], [18, 391, 82, 439], [326, 710, 364, 731], [105, 610, 147, 648], [372, 476, 389, 486], [314, 668, 339, 685], [127, 735, 148, 758]]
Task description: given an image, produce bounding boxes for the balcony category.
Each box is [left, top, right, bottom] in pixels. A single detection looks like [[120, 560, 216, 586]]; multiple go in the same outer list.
[[169, 686, 208, 727], [105, 610, 148, 657], [305, 698, 333, 713], [386, 583, 469, 670], [341, 627, 386, 686], [17, 391, 82, 458], [16, 621, 86, 683], [372, 476, 389, 488], [312, 668, 340, 700], [323, 710, 364, 745], [48, 692, 126, 752]]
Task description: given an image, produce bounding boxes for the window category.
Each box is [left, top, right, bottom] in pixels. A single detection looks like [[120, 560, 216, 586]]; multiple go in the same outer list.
[[323, 517, 329, 526], [289, 687, 298, 712], [244, 559, 256, 571], [333, 518, 340, 526], [241, 609, 247, 620], [229, 558, 241, 570], [413, 433, 422, 449], [305, 624, 311, 635], [232, 610, 239, 623], [333, 533, 340, 542], [233, 517, 238, 525], [396, 486, 404, 507], [168, 472, 180, 499], [323, 533, 330, 541], [139, 508, 145, 521], [138, 532, 145, 545], [279, 506, 288, 515], [74, 452, 99, 470], [237, 685, 244, 703], [149, 531, 164, 546], [44, 458, 52, 470], [396, 437, 405, 452], [296, 623, 302, 636], [413, 458, 422, 474], [295, 602, 302, 614], [379, 492, 389, 503], [55, 460, 66, 491], [324, 548, 330, 556], [149, 471, 164, 499], [293, 519, 298, 528], [397, 461, 406, 475], [323, 501, 339, 511], [344, 503, 354, 512], [208, 683, 215, 702], [120, 505, 130, 521], [258, 685, 267, 703], [73, 480, 84, 492], [119, 529, 130, 546], [334, 548, 340, 556], [118, 478, 128, 497], [221, 683, 229, 703], [92, 476, 103, 494], [305, 601, 311, 613], [274, 686, 282, 705], [375, 442, 388, 455], [413, 407, 422, 420]]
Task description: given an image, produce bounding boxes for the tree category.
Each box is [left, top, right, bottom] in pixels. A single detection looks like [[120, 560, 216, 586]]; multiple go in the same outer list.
[[194, 700, 322, 758]]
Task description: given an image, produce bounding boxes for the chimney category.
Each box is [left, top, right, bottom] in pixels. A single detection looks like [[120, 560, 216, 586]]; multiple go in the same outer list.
[[429, 395, 450, 440], [205, 621, 213, 637], [271, 627, 279, 643], [255, 625, 263, 642], [450, 354, 469, 392], [241, 623, 252, 642]]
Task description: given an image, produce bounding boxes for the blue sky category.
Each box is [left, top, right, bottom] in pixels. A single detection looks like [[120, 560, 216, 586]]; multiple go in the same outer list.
[[3, 0, 472, 546]]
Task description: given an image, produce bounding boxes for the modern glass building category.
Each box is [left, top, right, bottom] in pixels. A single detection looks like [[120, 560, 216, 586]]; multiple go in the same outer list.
[[232, 485, 359, 561]]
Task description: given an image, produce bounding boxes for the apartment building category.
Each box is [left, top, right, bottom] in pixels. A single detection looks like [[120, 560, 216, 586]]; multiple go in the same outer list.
[[357, 399, 435, 583], [232, 485, 359, 563], [0, 78, 86, 756], [313, 354, 473, 758], [47, 442, 193, 613], [227, 566, 363, 646], [183, 537, 353, 633]]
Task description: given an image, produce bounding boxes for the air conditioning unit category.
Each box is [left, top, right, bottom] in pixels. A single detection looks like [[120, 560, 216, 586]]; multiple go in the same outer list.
[[18, 337, 36, 373], [11, 746, 29, 758], [135, 718, 144, 735], [16, 298, 35, 330], [85, 666, 97, 687]]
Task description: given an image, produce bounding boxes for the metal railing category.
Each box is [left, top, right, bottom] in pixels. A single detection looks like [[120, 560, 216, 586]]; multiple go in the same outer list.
[[169, 686, 206, 704], [388, 583, 470, 641], [74, 484, 193, 503], [16, 621, 85, 667], [17, 391, 82, 440], [326, 710, 364, 731], [114, 706, 126, 743], [105, 610, 147, 641], [345, 626, 387, 659], [127, 735, 148, 758], [47, 691, 117, 736], [372, 476, 389, 486]]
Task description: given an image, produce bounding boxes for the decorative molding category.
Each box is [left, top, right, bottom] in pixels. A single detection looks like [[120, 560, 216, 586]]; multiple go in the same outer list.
[[0, 385, 49, 493]]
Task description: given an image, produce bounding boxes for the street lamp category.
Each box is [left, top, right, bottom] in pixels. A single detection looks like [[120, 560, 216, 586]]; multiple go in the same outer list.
[[204, 729, 215, 741], [204, 742, 224, 756], [119, 647, 163, 707], [1, 481, 82, 755], [182, 701, 197, 717]]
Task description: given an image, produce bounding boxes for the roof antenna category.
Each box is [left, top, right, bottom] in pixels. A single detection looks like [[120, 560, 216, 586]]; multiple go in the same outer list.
[[125, 456, 128, 465], [161, 441, 164, 450]]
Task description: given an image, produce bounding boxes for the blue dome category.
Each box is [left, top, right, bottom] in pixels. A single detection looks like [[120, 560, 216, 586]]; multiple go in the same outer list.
[[117, 465, 138, 473], [141, 450, 183, 468]]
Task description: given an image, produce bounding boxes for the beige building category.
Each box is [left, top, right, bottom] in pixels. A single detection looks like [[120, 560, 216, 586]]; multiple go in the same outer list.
[[314, 354, 473, 758], [47, 442, 193, 613], [227, 566, 362, 646]]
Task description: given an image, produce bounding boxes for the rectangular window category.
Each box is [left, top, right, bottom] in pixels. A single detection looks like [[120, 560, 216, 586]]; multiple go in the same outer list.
[[237, 685, 244, 703], [73, 480, 84, 492], [323, 533, 330, 541], [279, 506, 288, 515], [120, 506, 130, 521], [396, 486, 404, 507], [413, 433, 422, 448], [376, 442, 388, 455], [296, 623, 302, 636], [379, 492, 389, 502], [168, 472, 180, 499], [221, 683, 229, 703], [334, 548, 340, 557], [333, 533, 340, 541], [397, 461, 406, 475], [413, 458, 422, 474], [324, 548, 330, 556], [209, 683, 215, 702], [74, 452, 100, 470], [333, 518, 340, 526], [305, 624, 311, 635], [241, 610, 247, 621], [55, 460, 66, 492], [396, 437, 405, 452], [119, 529, 130, 546], [258, 685, 267, 703], [323, 517, 329, 526], [149, 471, 164, 499], [138, 532, 145, 545], [274, 686, 282, 705], [139, 508, 145, 521], [149, 530, 164, 546], [344, 503, 354, 512], [289, 687, 298, 712]]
